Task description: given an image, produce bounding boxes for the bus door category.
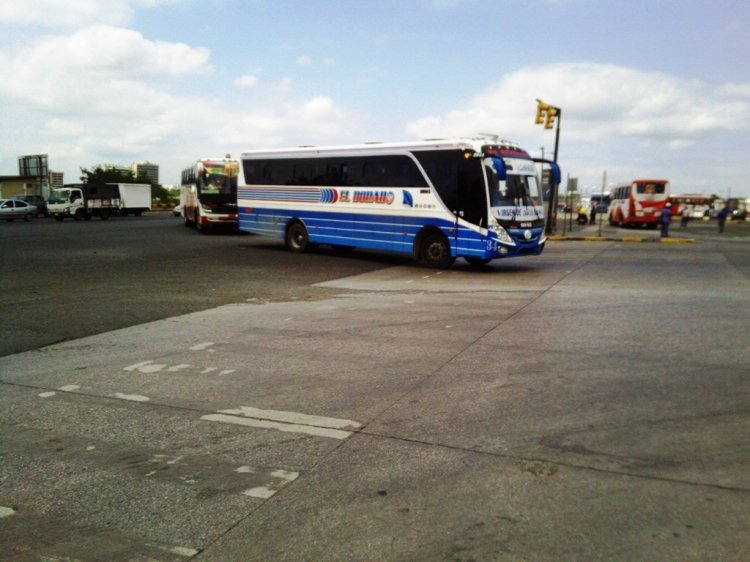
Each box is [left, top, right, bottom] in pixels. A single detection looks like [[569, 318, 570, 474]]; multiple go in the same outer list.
[[456, 157, 489, 242]]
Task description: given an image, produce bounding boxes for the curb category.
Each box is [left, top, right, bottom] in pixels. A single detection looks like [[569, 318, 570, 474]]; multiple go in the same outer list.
[[548, 235, 695, 244], [659, 237, 696, 244]]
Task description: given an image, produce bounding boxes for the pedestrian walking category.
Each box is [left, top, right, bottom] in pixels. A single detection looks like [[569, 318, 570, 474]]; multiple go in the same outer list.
[[589, 204, 597, 225], [659, 203, 672, 238], [680, 206, 690, 227], [716, 206, 729, 233]]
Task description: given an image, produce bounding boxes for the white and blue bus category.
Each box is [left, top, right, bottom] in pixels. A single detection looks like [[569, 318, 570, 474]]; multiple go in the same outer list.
[[237, 139, 559, 268]]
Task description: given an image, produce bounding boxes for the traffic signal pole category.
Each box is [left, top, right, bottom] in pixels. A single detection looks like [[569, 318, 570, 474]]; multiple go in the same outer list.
[[535, 99, 561, 234]]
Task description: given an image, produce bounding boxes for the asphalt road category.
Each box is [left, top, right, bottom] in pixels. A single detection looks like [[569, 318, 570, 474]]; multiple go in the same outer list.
[[1, 214, 749, 561], [0, 214, 411, 357]]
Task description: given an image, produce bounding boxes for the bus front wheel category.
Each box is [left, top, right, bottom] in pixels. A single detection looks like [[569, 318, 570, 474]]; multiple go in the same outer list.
[[286, 222, 310, 253], [421, 234, 454, 269]]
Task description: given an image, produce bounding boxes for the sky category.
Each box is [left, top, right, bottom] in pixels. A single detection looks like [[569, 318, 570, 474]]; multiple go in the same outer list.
[[1, 0, 749, 197]]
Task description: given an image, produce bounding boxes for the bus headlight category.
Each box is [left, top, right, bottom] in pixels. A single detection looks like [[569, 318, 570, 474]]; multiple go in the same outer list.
[[491, 224, 515, 245]]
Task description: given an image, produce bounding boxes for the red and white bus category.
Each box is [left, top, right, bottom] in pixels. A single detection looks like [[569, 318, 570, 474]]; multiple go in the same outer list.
[[180, 157, 239, 232], [608, 179, 670, 228], [668, 194, 715, 219]]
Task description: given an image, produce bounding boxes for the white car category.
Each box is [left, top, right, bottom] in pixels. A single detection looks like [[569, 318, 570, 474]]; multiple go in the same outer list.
[[172, 204, 182, 217], [0, 198, 38, 221]]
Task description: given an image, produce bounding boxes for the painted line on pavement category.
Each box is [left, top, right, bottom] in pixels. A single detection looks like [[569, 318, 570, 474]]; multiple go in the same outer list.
[[201, 413, 354, 439], [217, 405, 362, 430]]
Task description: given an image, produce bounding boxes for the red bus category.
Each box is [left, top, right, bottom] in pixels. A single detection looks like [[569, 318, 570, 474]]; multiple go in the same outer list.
[[608, 179, 670, 228]]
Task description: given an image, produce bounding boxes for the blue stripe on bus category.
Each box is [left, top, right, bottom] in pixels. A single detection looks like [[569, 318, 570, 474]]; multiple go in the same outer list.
[[238, 187, 321, 203], [237, 207, 545, 259]]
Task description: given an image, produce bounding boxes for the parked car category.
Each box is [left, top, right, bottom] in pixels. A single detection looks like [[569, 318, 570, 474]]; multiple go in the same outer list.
[[10, 194, 48, 217], [0, 199, 37, 221]]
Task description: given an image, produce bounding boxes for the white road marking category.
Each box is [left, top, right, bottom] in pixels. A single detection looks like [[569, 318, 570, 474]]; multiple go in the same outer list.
[[38, 391, 56, 398], [0, 506, 16, 518], [201, 413, 353, 439], [59, 384, 80, 391], [242, 486, 276, 499], [113, 392, 150, 402], [124, 359, 231, 376], [190, 342, 215, 351], [169, 546, 200, 557], [217, 406, 362, 430], [241, 470, 299, 499], [124, 360, 166, 373], [235, 465, 254, 473], [270, 469, 299, 481]]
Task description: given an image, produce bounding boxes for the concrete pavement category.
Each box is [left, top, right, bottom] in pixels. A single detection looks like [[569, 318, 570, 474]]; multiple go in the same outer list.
[[1, 239, 748, 561]]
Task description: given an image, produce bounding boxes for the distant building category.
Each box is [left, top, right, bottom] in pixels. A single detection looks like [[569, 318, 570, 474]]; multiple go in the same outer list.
[[49, 171, 64, 189], [16, 154, 50, 198], [0, 176, 41, 198], [132, 161, 159, 185]]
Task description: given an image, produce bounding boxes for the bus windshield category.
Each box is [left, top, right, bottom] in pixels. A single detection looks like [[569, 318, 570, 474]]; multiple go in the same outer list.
[[485, 157, 542, 208], [199, 173, 236, 196], [198, 160, 239, 198], [635, 181, 666, 195]]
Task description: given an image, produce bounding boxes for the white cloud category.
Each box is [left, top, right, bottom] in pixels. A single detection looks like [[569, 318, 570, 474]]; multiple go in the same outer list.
[[0, 25, 211, 116], [220, 96, 361, 148], [405, 62, 750, 193], [0, 22, 361, 184], [0, 0, 173, 29], [297, 55, 312, 66], [235, 74, 258, 88], [406, 62, 750, 144]]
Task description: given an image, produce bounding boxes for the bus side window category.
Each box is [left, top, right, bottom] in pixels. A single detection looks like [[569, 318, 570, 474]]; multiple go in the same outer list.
[[326, 164, 341, 185]]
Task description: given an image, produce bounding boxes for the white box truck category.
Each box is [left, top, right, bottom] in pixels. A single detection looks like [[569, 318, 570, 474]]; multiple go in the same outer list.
[[48, 183, 152, 220], [117, 183, 151, 216]]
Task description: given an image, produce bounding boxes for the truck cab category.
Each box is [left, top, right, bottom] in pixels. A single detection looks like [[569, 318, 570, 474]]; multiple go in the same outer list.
[[48, 188, 85, 221]]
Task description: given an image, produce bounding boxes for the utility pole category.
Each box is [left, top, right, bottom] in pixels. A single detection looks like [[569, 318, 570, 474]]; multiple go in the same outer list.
[[598, 170, 606, 237]]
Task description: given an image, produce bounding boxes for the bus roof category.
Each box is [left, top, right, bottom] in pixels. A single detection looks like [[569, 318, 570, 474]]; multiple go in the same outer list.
[[240, 138, 529, 159]]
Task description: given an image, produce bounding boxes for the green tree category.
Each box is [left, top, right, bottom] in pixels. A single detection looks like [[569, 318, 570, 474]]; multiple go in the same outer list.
[[80, 166, 137, 184]]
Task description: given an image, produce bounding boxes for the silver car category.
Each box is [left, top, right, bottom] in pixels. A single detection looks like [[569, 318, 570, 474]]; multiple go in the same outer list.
[[0, 198, 38, 221]]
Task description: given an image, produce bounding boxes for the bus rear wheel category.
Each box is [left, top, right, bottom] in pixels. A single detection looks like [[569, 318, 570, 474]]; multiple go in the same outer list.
[[286, 222, 310, 253], [421, 234, 454, 269]]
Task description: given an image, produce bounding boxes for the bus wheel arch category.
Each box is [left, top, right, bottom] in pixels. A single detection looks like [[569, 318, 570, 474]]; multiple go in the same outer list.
[[285, 220, 311, 253], [415, 227, 454, 269], [195, 207, 208, 233]]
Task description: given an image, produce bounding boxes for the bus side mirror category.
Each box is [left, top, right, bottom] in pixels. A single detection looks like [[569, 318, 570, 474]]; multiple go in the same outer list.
[[492, 159, 507, 181], [549, 162, 561, 185]]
